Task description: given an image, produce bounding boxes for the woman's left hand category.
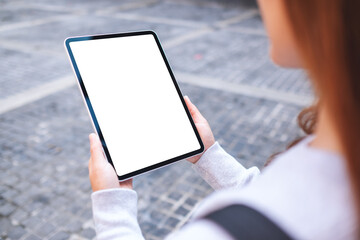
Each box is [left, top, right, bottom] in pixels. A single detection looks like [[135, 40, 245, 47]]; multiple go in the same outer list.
[[88, 133, 133, 191]]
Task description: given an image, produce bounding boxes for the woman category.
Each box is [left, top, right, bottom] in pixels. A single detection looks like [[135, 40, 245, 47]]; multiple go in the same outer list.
[[88, 0, 360, 239]]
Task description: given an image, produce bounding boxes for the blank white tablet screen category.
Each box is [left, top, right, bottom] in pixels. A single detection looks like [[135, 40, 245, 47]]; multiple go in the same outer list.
[[69, 34, 200, 176]]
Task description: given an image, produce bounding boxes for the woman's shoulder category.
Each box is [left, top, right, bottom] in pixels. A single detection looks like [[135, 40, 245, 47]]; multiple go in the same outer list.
[[191, 135, 357, 239]]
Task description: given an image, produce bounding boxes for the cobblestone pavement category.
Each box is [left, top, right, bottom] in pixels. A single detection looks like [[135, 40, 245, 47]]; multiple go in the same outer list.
[[0, 0, 313, 239]]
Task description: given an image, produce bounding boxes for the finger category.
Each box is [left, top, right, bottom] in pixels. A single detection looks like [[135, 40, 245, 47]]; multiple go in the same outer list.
[[89, 133, 106, 164], [184, 95, 198, 117], [88, 157, 92, 172], [184, 96, 206, 122], [119, 179, 133, 189]]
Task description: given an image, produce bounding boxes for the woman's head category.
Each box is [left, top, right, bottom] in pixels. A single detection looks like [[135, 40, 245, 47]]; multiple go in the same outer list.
[[258, 0, 360, 226]]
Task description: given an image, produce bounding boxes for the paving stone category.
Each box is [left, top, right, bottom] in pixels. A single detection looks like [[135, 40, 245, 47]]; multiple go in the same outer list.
[[0, 185, 8, 195], [149, 227, 171, 239], [175, 183, 193, 193], [22, 216, 44, 230], [2, 0, 139, 13], [0, 198, 5, 207], [158, 200, 172, 209], [0, 48, 69, 99], [0, 203, 16, 217], [168, 192, 183, 201], [228, 12, 265, 32], [79, 209, 93, 220], [80, 228, 96, 239], [9, 208, 28, 224], [0, 6, 66, 24], [0, 218, 12, 235], [34, 206, 57, 221], [166, 29, 312, 97], [13, 180, 31, 193], [126, 1, 246, 24], [22, 201, 45, 214], [49, 231, 70, 240], [1, 173, 19, 186], [150, 211, 167, 223], [184, 197, 198, 207], [63, 219, 83, 233], [24, 234, 42, 240], [175, 206, 189, 216], [140, 221, 157, 234], [164, 216, 180, 228], [0, 160, 12, 171], [34, 222, 56, 238], [191, 188, 208, 198], [6, 225, 26, 240], [49, 214, 71, 227], [1, 16, 193, 56]]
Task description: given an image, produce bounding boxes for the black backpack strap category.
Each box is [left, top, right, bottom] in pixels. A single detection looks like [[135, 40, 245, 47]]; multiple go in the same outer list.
[[202, 204, 293, 240]]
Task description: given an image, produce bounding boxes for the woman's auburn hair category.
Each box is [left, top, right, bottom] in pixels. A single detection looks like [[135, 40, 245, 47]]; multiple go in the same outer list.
[[280, 0, 360, 227]]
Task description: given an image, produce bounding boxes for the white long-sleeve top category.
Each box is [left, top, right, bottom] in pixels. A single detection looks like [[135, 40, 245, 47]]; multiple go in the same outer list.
[[91, 136, 357, 239]]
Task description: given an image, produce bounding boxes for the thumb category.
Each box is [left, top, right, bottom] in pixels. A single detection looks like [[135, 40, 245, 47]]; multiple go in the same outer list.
[[184, 96, 206, 123], [89, 133, 106, 164]]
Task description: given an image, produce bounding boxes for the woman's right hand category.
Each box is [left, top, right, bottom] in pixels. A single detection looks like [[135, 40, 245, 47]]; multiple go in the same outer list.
[[184, 96, 215, 164]]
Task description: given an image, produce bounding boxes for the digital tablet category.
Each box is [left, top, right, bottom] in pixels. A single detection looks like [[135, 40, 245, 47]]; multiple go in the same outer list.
[[64, 31, 204, 180]]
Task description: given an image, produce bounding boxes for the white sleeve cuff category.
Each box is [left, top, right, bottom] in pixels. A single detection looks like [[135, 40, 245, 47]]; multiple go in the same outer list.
[[91, 188, 144, 240], [192, 142, 260, 190]]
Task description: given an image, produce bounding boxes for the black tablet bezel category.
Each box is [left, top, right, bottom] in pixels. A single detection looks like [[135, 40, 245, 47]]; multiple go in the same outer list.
[[65, 31, 204, 180]]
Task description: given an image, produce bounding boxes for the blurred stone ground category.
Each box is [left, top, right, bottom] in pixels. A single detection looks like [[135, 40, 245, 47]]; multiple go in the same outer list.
[[0, 0, 313, 239]]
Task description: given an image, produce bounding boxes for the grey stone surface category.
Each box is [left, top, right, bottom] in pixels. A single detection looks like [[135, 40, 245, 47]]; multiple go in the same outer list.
[[0, 203, 16, 217], [1, 16, 193, 55], [6, 225, 26, 240], [166, 29, 312, 97], [80, 228, 96, 239], [24, 234, 42, 240], [48, 231, 70, 240], [0, 8, 66, 25], [0, 0, 311, 240], [229, 12, 265, 32], [0, 47, 68, 99], [0, 0, 138, 13], [125, 1, 247, 23]]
